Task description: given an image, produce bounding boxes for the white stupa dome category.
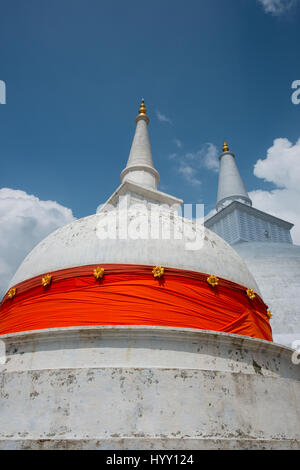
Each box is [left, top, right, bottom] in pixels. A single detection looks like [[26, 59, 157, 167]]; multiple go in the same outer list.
[[9, 209, 260, 292], [1, 97, 272, 349]]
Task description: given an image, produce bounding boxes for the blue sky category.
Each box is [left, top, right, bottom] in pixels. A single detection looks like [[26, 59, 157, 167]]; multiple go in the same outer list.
[[0, 0, 300, 293], [0, 0, 299, 214]]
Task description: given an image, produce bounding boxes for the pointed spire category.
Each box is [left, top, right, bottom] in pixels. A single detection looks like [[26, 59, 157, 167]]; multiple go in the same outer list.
[[120, 99, 160, 189], [216, 142, 252, 212]]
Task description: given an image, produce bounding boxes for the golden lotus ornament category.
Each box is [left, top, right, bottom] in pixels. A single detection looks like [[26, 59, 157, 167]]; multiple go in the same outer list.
[[152, 266, 164, 279], [42, 274, 52, 287], [94, 266, 105, 280], [246, 289, 256, 301], [207, 275, 219, 287], [8, 288, 16, 299]]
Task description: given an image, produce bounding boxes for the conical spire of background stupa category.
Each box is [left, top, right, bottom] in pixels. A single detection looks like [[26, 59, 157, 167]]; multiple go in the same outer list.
[[216, 141, 252, 212]]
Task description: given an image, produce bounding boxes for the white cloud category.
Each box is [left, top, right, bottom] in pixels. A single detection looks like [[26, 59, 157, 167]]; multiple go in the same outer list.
[[174, 138, 183, 149], [183, 143, 219, 172], [250, 137, 300, 244], [254, 137, 300, 190], [0, 188, 75, 297], [178, 164, 202, 186], [175, 143, 219, 186], [156, 110, 172, 124], [258, 0, 297, 15], [200, 143, 219, 172]]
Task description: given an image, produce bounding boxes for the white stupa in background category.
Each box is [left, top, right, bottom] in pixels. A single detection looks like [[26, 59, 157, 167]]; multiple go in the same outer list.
[[205, 141, 300, 348]]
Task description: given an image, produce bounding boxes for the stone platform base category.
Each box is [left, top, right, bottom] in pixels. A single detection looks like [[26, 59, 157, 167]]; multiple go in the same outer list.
[[1, 326, 300, 450]]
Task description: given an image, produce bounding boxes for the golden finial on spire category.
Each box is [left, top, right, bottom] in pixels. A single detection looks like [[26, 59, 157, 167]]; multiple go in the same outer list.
[[223, 140, 229, 153], [138, 98, 147, 115]]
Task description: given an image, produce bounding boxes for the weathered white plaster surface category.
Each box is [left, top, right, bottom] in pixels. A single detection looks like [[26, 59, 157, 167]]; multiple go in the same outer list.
[[0, 326, 299, 450], [234, 242, 300, 347]]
